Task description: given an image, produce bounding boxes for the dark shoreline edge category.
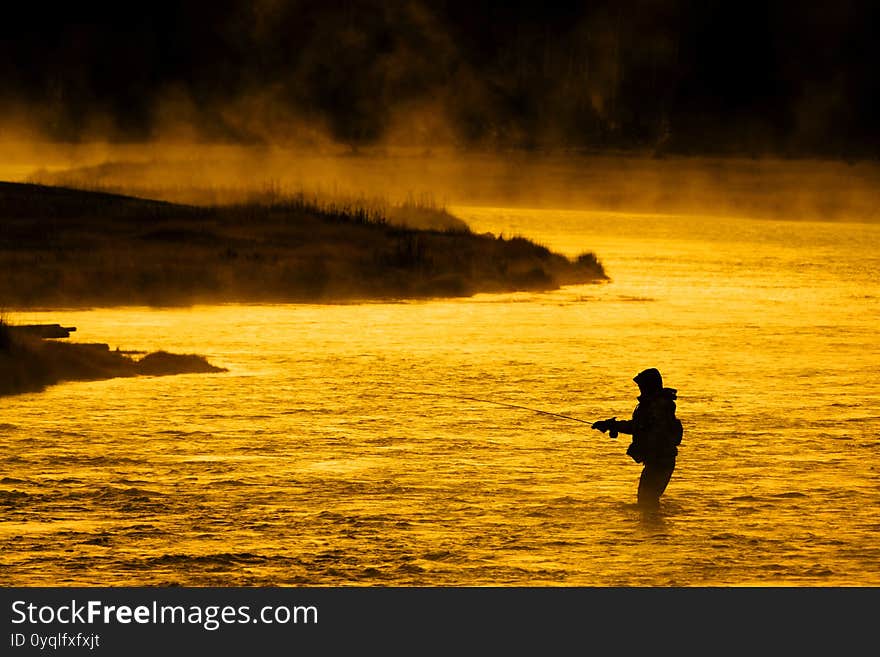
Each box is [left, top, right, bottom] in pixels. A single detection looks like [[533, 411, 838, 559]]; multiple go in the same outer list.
[[0, 326, 226, 398], [0, 181, 607, 309]]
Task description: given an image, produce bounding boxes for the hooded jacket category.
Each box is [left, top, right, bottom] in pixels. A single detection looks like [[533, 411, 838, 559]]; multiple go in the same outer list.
[[616, 385, 682, 464]]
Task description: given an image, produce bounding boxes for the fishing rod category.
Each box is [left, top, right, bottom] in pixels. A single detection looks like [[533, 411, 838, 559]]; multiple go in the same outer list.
[[397, 390, 595, 426]]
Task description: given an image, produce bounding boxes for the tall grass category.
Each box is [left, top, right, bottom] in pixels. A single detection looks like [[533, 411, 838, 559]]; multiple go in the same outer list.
[[22, 174, 464, 230]]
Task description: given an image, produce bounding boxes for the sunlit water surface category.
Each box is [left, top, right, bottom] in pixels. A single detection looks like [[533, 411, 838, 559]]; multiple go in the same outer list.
[[2, 207, 879, 586]]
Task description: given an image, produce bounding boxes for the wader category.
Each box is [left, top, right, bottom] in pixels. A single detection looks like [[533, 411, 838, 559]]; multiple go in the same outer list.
[[637, 456, 676, 508]]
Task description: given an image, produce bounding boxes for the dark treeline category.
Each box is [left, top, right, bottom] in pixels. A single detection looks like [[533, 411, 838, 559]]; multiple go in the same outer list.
[[1, 0, 877, 157]]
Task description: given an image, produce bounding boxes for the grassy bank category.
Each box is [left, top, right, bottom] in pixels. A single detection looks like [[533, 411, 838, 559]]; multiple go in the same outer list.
[[0, 181, 606, 308], [0, 319, 225, 397]]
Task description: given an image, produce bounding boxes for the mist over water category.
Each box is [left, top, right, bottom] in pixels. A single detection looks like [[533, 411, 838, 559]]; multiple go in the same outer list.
[[2, 208, 878, 586], [4, 143, 880, 224]]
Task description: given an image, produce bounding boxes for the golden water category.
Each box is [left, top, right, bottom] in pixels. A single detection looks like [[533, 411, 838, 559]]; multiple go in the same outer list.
[[2, 208, 879, 585]]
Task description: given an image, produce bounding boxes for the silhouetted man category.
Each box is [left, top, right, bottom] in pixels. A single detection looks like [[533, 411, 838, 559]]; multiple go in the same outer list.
[[592, 368, 682, 508]]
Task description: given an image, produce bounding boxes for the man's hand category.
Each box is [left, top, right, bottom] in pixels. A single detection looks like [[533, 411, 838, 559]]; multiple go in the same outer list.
[[591, 417, 619, 438]]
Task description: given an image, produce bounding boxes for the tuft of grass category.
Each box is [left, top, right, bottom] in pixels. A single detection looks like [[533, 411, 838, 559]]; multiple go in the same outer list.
[[575, 252, 602, 268], [136, 351, 226, 376]]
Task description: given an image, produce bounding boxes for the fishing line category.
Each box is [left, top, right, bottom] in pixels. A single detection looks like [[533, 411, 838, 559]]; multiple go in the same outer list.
[[397, 390, 594, 426]]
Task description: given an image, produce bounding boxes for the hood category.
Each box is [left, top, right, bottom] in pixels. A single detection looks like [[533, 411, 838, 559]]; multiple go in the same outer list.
[[634, 367, 663, 392]]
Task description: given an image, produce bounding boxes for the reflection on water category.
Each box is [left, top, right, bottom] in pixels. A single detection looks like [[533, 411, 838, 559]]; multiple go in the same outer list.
[[2, 209, 879, 585]]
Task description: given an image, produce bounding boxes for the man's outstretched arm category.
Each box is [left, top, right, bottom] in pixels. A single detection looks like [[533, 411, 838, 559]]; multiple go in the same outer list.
[[614, 419, 633, 434]]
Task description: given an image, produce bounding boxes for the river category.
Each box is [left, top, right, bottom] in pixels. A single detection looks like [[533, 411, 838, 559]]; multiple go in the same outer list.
[[2, 206, 879, 585]]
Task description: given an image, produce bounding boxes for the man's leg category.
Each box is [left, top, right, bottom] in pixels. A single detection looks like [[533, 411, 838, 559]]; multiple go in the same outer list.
[[637, 458, 675, 507]]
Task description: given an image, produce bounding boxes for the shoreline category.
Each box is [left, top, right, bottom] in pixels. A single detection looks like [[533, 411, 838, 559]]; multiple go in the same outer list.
[[0, 324, 226, 398], [0, 181, 607, 309]]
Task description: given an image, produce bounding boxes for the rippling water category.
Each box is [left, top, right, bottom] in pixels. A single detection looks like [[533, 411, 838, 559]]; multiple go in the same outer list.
[[2, 208, 879, 586]]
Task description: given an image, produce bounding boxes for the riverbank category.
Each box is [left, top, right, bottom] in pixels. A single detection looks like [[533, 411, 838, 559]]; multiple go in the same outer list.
[[0, 321, 226, 397], [0, 181, 607, 308]]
